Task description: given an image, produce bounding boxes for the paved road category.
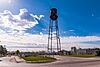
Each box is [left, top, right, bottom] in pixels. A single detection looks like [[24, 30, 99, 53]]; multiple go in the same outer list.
[[1, 56, 100, 67]]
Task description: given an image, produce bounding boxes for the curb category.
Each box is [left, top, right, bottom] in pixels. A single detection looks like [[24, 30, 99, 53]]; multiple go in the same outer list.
[[54, 59, 100, 65], [25, 60, 56, 63]]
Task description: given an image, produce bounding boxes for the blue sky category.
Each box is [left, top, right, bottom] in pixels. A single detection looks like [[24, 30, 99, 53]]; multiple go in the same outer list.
[[0, 0, 100, 51], [0, 0, 100, 36]]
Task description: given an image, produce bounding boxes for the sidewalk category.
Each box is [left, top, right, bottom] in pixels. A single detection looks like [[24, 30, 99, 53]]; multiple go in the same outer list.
[[0, 56, 25, 63], [14, 56, 25, 63]]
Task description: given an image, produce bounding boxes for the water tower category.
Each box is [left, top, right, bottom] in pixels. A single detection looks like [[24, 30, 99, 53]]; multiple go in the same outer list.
[[48, 8, 61, 53]]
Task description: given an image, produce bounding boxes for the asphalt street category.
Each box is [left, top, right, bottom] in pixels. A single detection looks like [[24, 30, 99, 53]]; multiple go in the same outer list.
[[1, 56, 100, 67]]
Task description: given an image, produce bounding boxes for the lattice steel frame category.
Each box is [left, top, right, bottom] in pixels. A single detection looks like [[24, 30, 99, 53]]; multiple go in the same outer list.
[[48, 18, 61, 53]]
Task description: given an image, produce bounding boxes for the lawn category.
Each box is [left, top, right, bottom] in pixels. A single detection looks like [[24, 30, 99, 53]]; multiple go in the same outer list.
[[21, 55, 56, 63], [65, 54, 100, 58]]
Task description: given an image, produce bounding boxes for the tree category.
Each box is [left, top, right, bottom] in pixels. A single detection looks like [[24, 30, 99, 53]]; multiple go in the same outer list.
[[96, 50, 100, 56], [0, 45, 7, 56], [16, 50, 20, 56], [0, 45, 4, 56]]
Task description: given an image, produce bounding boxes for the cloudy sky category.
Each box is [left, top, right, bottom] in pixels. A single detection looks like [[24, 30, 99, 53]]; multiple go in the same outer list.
[[0, 0, 100, 52]]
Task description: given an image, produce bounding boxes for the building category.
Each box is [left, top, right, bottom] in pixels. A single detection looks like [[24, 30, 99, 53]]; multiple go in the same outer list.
[[71, 47, 77, 54], [71, 47, 100, 55]]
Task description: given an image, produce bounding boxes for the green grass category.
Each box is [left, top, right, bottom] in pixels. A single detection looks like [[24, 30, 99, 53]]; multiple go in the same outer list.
[[21, 55, 56, 63], [64, 54, 100, 58]]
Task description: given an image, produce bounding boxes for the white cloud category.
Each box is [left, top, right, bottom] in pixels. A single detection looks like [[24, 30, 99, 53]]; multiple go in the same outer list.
[[8, 0, 11, 3], [0, 8, 44, 35], [30, 14, 44, 20], [0, 33, 100, 51], [0, 0, 12, 4], [61, 36, 100, 50], [61, 36, 100, 43], [69, 30, 75, 32]]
